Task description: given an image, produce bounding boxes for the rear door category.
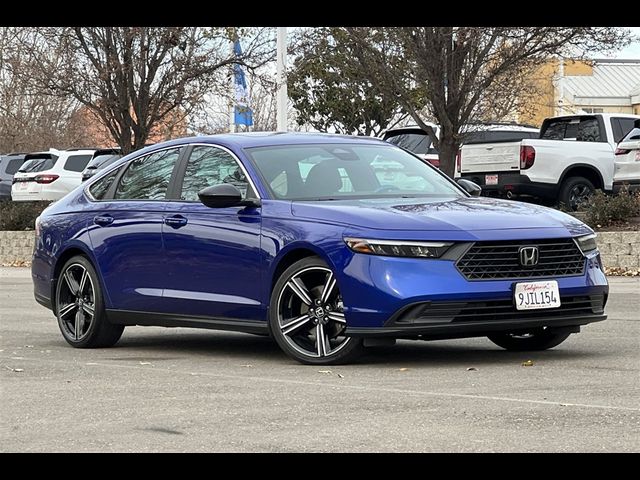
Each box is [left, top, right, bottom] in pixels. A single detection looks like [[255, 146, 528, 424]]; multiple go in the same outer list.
[[460, 131, 538, 174], [614, 120, 640, 184], [87, 147, 183, 312]]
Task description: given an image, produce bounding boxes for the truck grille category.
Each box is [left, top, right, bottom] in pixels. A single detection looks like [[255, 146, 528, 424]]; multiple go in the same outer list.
[[456, 238, 585, 280]]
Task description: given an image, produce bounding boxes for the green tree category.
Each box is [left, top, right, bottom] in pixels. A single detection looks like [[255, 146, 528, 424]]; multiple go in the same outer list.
[[288, 28, 407, 136]]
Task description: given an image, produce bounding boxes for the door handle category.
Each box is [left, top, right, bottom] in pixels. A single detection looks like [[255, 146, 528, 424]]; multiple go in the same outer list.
[[164, 215, 188, 228], [93, 215, 114, 226]]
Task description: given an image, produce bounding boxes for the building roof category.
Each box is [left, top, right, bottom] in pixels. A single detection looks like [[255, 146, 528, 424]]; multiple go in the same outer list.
[[564, 60, 640, 103]]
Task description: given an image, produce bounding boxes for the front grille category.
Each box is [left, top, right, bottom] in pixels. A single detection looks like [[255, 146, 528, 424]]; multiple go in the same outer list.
[[456, 238, 585, 280], [394, 295, 605, 325]]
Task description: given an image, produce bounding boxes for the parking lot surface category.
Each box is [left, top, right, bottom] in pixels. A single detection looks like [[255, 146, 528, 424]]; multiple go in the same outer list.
[[1, 267, 638, 452]]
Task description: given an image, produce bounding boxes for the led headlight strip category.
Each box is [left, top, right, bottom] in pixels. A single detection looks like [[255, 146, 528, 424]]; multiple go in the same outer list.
[[344, 237, 453, 258]]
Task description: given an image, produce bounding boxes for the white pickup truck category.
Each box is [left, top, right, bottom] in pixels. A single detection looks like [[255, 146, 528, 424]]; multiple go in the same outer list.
[[455, 113, 640, 209]]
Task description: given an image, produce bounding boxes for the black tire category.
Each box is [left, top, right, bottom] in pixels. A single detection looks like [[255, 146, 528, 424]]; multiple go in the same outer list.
[[55, 255, 124, 348], [487, 329, 571, 351], [558, 176, 595, 211], [269, 256, 364, 365]]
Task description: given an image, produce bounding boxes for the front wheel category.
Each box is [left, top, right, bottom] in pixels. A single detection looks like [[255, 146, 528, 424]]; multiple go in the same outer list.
[[55, 255, 124, 348], [487, 329, 571, 351], [269, 257, 363, 365]]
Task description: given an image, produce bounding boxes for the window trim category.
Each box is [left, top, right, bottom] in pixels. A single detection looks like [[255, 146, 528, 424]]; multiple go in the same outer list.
[[170, 143, 262, 204], [84, 145, 186, 202]]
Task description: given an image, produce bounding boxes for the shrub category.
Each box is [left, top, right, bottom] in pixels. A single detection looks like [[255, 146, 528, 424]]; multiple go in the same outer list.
[[0, 201, 52, 231], [580, 188, 640, 228]]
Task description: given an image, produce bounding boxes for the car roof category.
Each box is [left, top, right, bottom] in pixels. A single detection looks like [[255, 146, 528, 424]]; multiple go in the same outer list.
[[123, 132, 387, 158]]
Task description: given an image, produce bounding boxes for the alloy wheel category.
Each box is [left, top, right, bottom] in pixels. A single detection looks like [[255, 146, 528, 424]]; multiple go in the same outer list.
[[57, 263, 96, 341], [569, 183, 593, 210], [276, 266, 351, 358]]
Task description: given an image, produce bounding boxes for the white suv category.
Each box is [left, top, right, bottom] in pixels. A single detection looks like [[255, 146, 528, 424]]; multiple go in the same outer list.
[[12, 149, 95, 202]]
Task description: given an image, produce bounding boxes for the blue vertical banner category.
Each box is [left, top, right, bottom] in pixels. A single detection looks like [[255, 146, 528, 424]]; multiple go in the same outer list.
[[233, 40, 253, 127]]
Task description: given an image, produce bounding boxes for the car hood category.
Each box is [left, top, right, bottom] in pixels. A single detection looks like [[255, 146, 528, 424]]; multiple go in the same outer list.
[[290, 196, 591, 235]]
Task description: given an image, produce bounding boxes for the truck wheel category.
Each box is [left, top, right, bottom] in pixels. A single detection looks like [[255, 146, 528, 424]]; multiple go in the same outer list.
[[558, 177, 594, 211]]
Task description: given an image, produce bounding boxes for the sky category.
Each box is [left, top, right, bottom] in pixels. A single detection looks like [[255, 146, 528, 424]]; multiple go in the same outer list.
[[603, 26, 640, 59]]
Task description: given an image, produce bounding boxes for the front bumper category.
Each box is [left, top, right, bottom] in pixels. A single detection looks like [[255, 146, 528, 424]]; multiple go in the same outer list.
[[459, 173, 558, 200], [339, 250, 608, 336]]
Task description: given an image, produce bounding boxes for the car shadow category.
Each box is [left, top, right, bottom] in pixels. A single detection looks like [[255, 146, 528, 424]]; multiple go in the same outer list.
[[109, 329, 603, 367]]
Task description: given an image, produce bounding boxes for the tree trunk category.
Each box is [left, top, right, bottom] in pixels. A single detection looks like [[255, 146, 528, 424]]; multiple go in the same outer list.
[[438, 135, 459, 179]]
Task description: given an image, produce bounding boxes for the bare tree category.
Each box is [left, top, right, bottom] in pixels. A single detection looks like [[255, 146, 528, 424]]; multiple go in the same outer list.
[[21, 27, 274, 154], [338, 27, 631, 177], [0, 28, 89, 152]]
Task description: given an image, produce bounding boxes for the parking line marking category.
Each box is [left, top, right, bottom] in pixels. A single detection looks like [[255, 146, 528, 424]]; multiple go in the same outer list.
[[3, 355, 639, 413]]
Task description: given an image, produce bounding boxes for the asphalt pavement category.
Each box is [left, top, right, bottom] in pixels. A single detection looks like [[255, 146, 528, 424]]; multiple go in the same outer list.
[[1, 267, 639, 452]]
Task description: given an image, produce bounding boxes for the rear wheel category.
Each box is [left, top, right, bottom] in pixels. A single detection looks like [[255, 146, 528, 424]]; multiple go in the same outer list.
[[269, 257, 363, 365], [558, 176, 595, 211], [55, 255, 124, 348], [487, 329, 571, 351]]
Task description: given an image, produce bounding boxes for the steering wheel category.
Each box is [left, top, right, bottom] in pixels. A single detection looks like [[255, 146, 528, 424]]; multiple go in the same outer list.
[[375, 185, 400, 193]]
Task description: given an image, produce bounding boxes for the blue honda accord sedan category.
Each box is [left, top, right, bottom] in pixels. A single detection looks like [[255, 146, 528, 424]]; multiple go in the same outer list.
[[31, 133, 608, 364]]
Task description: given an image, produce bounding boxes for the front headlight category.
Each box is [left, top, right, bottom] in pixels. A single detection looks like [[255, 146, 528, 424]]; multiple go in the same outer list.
[[344, 237, 453, 258], [575, 233, 598, 254]]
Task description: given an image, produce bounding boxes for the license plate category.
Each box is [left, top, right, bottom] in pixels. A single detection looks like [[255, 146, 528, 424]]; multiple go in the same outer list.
[[17, 182, 28, 190], [514, 280, 561, 311], [485, 174, 499, 185]]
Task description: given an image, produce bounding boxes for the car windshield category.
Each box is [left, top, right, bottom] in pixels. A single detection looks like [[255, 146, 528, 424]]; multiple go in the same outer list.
[[245, 143, 463, 201]]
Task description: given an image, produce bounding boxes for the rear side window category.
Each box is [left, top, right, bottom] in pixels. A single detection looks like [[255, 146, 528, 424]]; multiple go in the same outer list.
[[541, 117, 604, 142], [621, 126, 640, 143], [611, 118, 637, 143], [64, 154, 92, 172], [385, 132, 436, 155], [114, 148, 181, 200], [4, 158, 24, 175], [88, 167, 122, 200]]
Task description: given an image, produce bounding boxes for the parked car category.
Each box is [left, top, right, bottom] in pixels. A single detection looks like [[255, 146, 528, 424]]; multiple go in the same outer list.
[[382, 123, 441, 167], [0, 153, 27, 200], [455, 113, 640, 209], [613, 118, 640, 194], [81, 148, 122, 182], [32, 133, 607, 365], [12, 148, 95, 202]]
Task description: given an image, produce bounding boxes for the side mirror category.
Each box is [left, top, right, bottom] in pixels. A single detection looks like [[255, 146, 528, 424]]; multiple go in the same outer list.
[[198, 184, 260, 208], [457, 178, 482, 197]]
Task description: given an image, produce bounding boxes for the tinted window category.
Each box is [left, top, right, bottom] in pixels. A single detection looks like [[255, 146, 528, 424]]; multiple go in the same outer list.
[[541, 117, 604, 142], [621, 126, 640, 143], [180, 146, 249, 201], [384, 132, 437, 155], [246, 143, 462, 200], [463, 130, 538, 144], [114, 148, 181, 200], [88, 167, 122, 200], [612, 118, 637, 143], [4, 158, 24, 175], [87, 154, 122, 170], [64, 154, 92, 172], [20, 157, 55, 172]]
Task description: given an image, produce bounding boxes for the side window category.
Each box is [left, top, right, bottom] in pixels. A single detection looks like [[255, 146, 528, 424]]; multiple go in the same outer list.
[[614, 118, 636, 143], [4, 158, 24, 175], [88, 167, 123, 200], [114, 148, 181, 200], [64, 155, 92, 172], [180, 146, 249, 201]]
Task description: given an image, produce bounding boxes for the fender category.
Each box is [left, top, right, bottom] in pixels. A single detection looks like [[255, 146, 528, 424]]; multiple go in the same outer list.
[[558, 163, 605, 190]]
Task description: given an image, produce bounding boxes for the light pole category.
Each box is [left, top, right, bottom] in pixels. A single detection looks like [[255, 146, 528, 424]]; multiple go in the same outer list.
[[276, 27, 288, 132]]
